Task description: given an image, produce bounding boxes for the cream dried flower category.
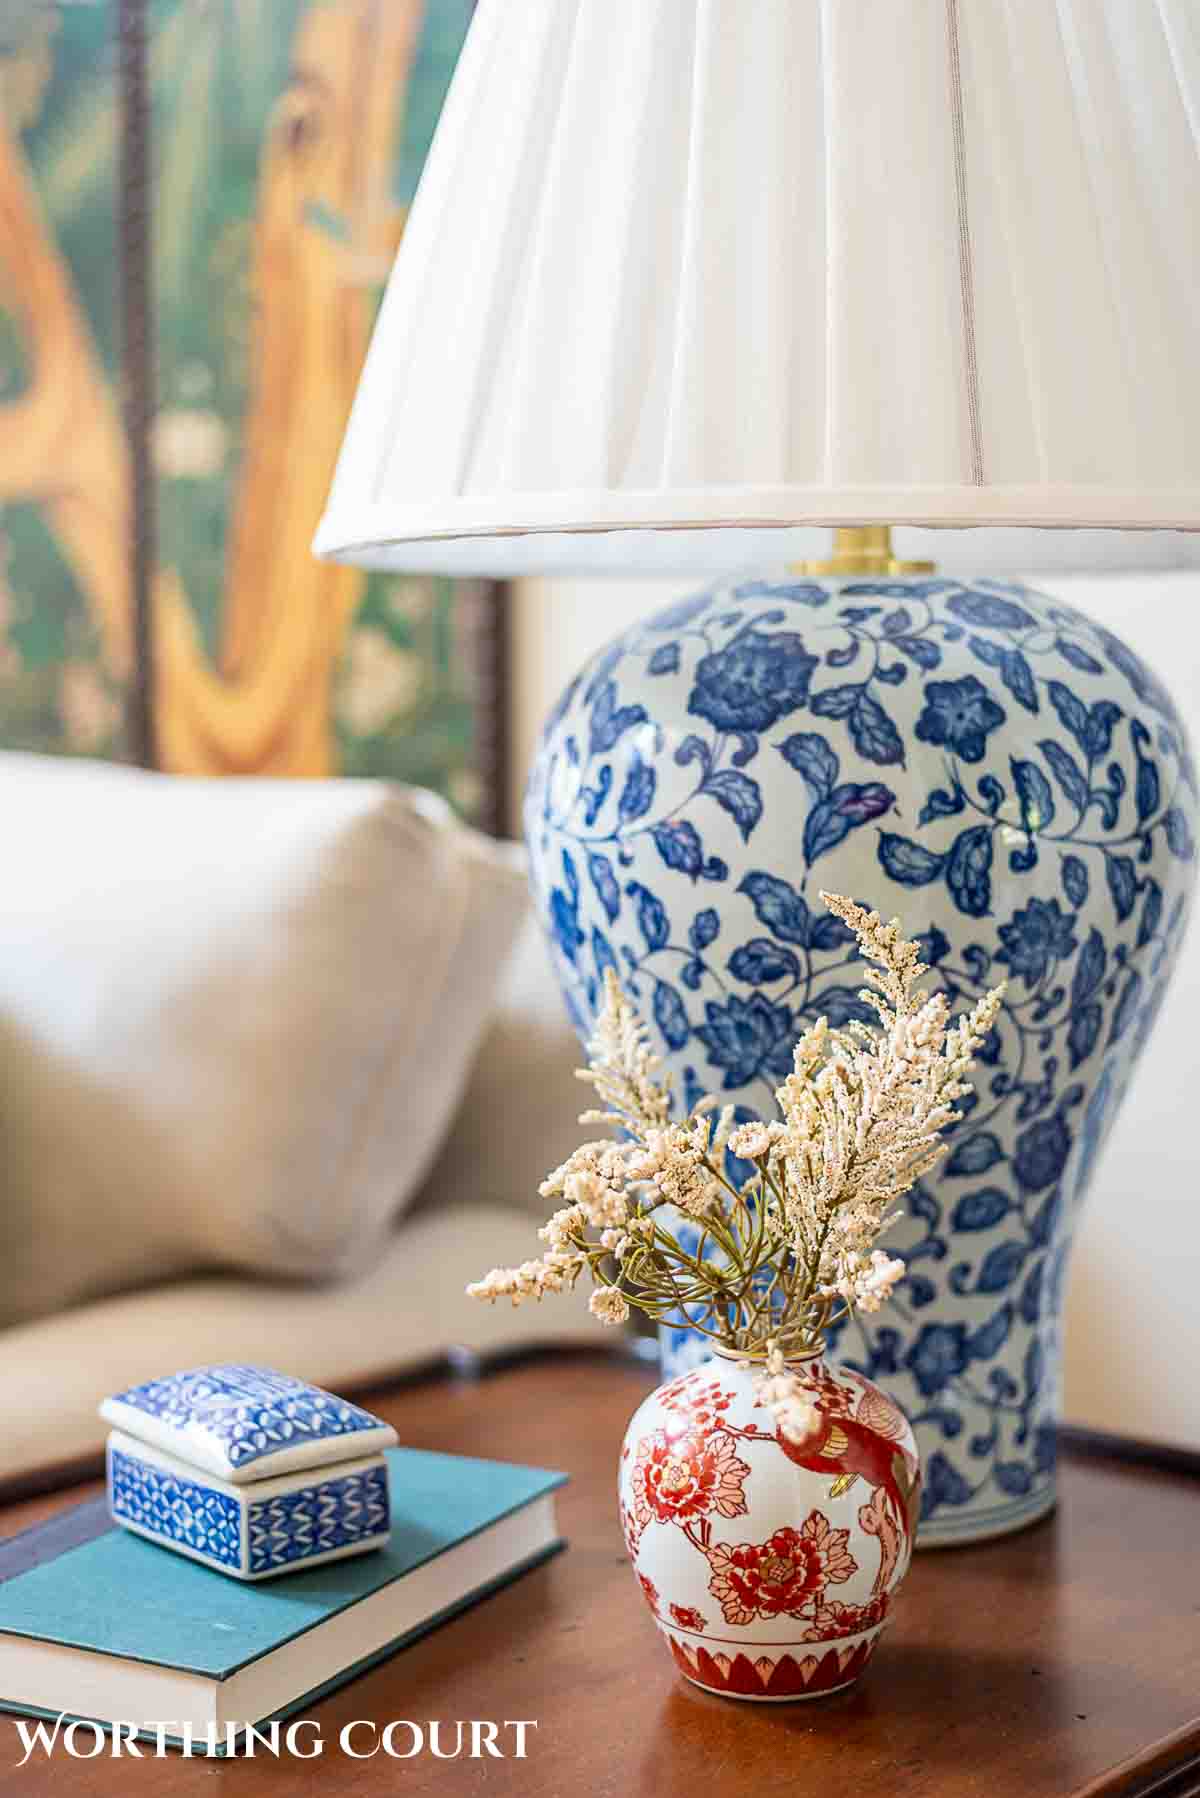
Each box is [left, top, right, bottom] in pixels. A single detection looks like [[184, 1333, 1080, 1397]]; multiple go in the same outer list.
[[754, 1342, 820, 1445], [728, 1121, 773, 1159], [837, 1249, 907, 1314], [589, 1286, 630, 1326], [468, 900, 1004, 1357], [538, 1204, 587, 1249], [539, 1141, 628, 1201], [466, 1250, 583, 1309], [563, 1170, 628, 1230]]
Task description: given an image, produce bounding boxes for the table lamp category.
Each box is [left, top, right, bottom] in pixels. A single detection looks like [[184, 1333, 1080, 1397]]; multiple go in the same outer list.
[[315, 0, 1200, 1545]]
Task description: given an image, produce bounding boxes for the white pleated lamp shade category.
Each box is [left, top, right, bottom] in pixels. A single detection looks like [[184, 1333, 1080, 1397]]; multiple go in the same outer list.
[[315, 0, 1200, 576]]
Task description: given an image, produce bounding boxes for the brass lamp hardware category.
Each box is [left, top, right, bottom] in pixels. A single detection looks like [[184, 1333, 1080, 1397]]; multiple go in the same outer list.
[[794, 525, 935, 577]]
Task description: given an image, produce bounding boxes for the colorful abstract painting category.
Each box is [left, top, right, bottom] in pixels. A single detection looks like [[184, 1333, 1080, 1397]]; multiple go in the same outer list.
[[0, 0, 127, 759], [0, 0, 501, 825]]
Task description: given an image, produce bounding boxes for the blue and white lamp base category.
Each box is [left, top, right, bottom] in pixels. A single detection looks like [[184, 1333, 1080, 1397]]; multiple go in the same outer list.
[[526, 571, 1197, 1546]]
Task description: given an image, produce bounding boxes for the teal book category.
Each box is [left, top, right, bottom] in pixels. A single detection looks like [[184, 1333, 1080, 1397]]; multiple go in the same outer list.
[[0, 1448, 564, 1751]]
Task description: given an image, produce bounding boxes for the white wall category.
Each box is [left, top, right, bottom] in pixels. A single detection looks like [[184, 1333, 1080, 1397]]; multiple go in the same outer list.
[[508, 560, 1200, 1451]]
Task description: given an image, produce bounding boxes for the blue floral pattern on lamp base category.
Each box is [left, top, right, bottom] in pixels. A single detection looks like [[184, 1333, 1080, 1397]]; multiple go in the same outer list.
[[525, 575, 1197, 1546]]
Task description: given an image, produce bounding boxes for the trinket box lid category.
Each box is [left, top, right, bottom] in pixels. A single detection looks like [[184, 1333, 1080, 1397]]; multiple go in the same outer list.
[[99, 1364, 399, 1485]]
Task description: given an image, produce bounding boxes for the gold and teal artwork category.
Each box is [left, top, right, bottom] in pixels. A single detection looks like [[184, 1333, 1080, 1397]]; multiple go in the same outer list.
[[0, 0, 495, 822], [0, 0, 126, 758]]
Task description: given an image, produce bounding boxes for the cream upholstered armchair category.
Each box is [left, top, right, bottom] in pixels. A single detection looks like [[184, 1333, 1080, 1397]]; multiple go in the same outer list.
[[0, 757, 592, 1486]]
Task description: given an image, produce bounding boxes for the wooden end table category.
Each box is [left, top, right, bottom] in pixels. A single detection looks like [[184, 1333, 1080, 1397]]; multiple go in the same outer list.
[[2, 1349, 1198, 1796]]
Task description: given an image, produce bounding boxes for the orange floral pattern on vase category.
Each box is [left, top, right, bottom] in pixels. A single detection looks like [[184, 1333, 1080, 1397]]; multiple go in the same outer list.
[[667, 1604, 707, 1632], [706, 1514, 857, 1625], [800, 1593, 890, 1643], [660, 1372, 734, 1428], [630, 1425, 750, 1533]]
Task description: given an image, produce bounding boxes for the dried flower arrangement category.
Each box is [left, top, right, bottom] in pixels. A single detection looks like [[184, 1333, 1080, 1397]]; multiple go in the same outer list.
[[469, 893, 1003, 1430]]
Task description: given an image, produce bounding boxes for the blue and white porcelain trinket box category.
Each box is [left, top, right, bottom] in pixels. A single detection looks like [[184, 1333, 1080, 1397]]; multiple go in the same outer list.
[[100, 1365, 398, 1581]]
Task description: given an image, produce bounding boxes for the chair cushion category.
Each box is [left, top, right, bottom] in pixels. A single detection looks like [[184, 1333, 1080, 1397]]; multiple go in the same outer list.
[[0, 756, 527, 1326], [413, 909, 585, 1221], [0, 1202, 597, 1485]]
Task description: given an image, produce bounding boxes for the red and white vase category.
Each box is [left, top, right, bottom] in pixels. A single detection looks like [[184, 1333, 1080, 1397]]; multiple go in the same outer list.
[[619, 1350, 921, 1701]]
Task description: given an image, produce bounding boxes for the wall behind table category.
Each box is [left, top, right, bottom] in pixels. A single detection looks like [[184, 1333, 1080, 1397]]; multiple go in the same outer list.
[[509, 552, 1200, 1453]]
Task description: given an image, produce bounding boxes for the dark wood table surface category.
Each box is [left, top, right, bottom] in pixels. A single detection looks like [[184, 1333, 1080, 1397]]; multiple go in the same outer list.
[[1, 1350, 1198, 1796]]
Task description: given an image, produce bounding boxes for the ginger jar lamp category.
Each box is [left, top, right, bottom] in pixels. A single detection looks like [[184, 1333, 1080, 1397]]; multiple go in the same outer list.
[[315, 0, 1200, 1545]]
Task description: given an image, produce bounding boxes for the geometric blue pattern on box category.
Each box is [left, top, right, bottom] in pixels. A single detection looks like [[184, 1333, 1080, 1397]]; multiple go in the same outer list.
[[247, 1464, 390, 1574], [109, 1365, 385, 1471], [109, 1445, 242, 1569], [525, 574, 1198, 1545]]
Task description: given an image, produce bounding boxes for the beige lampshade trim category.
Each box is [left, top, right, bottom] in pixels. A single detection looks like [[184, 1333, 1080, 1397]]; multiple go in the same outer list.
[[315, 484, 1200, 568]]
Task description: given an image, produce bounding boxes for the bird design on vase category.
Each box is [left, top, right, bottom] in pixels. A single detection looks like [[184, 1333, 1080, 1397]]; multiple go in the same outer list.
[[767, 1395, 921, 1554]]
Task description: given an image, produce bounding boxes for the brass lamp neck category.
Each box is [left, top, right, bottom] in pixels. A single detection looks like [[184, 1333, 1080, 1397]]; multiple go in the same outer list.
[[794, 525, 935, 577]]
